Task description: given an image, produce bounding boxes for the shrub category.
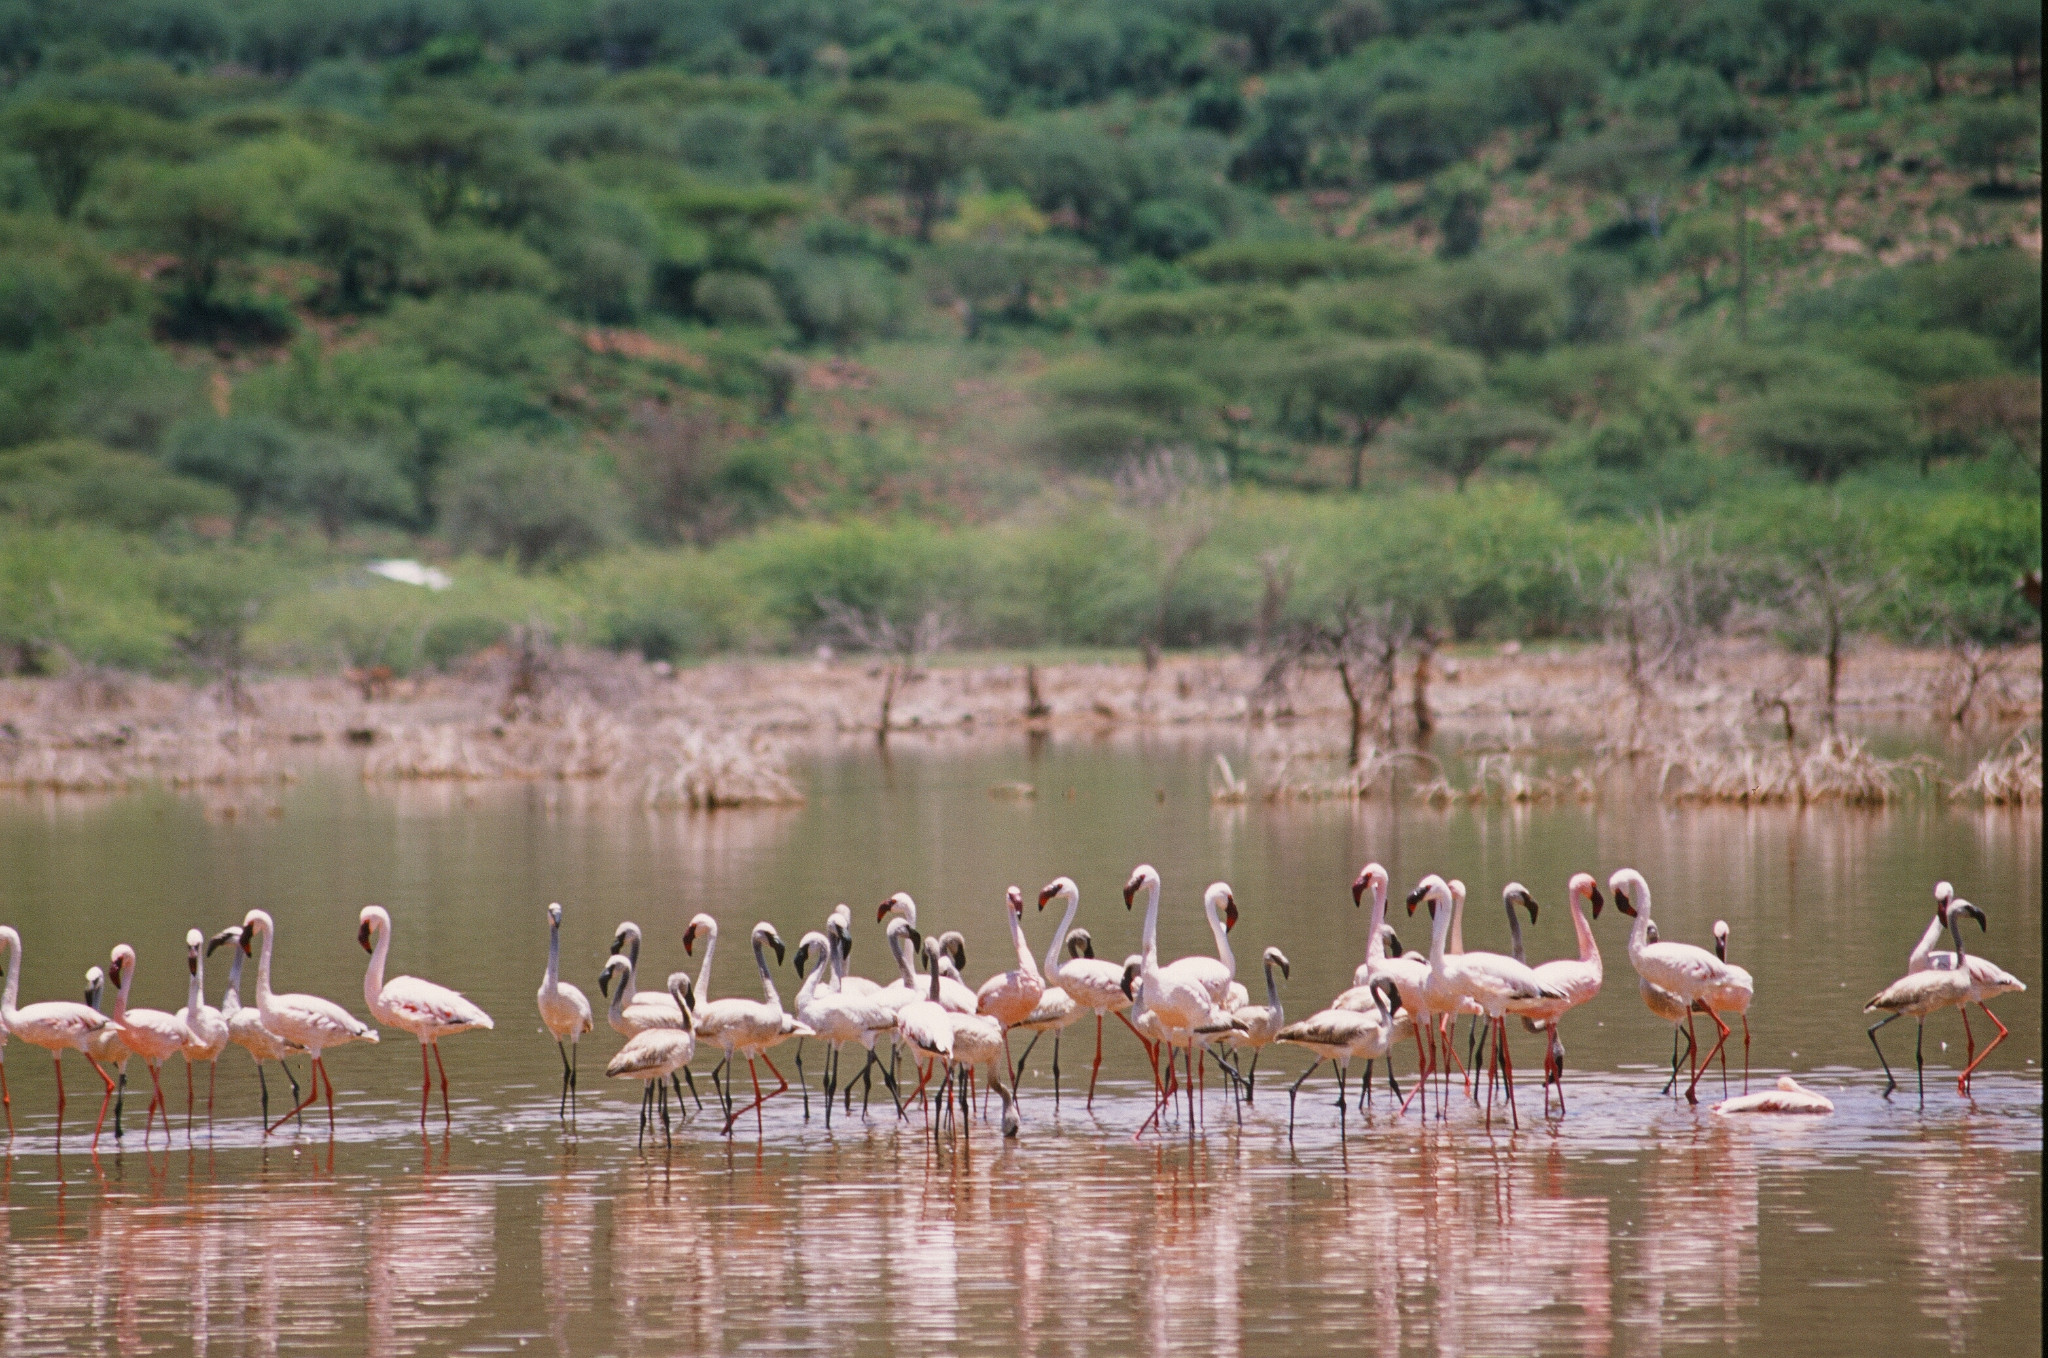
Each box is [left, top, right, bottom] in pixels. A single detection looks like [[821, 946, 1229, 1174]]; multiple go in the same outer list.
[[415, 229, 558, 295], [1183, 238, 1407, 285], [1366, 91, 1488, 181], [693, 271, 786, 328], [436, 442, 627, 569], [1736, 379, 1912, 480], [165, 414, 300, 529], [1951, 102, 2040, 190], [1431, 264, 1563, 360], [0, 438, 231, 531]]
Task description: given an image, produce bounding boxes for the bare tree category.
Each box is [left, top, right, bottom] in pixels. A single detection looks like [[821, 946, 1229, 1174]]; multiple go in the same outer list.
[[1115, 448, 1220, 667], [1410, 625, 1442, 742], [1305, 598, 1410, 766], [1936, 627, 2009, 726], [817, 598, 958, 744], [1602, 519, 1725, 694], [1780, 553, 1892, 731]]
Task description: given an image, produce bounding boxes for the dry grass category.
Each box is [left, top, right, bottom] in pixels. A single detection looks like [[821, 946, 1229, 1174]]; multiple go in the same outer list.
[[1655, 730, 1921, 806], [1951, 733, 2043, 806]]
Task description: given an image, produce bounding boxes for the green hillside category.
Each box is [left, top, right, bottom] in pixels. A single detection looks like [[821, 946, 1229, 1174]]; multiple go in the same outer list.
[[0, 0, 2038, 678]]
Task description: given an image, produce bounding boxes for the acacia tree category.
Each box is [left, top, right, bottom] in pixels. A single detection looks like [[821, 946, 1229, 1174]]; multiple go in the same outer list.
[[1301, 342, 1480, 491], [1304, 597, 1409, 765], [1400, 406, 1555, 491], [851, 91, 990, 242], [1832, 4, 1894, 106]]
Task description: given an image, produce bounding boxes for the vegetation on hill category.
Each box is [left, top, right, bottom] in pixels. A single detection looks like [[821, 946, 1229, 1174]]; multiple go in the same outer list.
[[0, 0, 2038, 682]]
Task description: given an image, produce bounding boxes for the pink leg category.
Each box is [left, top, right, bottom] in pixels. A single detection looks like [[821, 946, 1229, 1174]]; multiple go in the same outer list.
[[0, 1059, 10, 1136], [1498, 1018, 1518, 1129], [267, 1053, 322, 1136], [1686, 1011, 1731, 1105], [321, 1059, 337, 1135], [419, 1044, 432, 1124], [1087, 1014, 1105, 1109], [1959, 1003, 2009, 1090], [433, 1042, 452, 1123]]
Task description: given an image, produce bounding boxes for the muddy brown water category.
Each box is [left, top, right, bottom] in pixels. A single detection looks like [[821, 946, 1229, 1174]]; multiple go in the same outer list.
[[0, 737, 2037, 1357]]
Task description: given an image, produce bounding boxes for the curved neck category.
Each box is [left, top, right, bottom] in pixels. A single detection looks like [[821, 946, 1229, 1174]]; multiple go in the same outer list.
[[222, 944, 245, 1012], [1450, 891, 1466, 955], [1, 934, 19, 1021], [187, 954, 205, 1013], [112, 962, 134, 1024], [888, 930, 916, 986], [1205, 895, 1236, 976], [1364, 882, 1389, 966], [1568, 894, 1599, 965], [1428, 895, 1453, 973], [1264, 961, 1282, 1011], [364, 921, 391, 1009], [1908, 913, 1947, 971], [1504, 900, 1525, 965], [1140, 879, 1161, 963], [752, 937, 781, 1010], [1044, 889, 1080, 977], [545, 920, 563, 988], [696, 928, 719, 1001], [1007, 903, 1040, 982], [797, 951, 826, 1008], [607, 966, 632, 1025], [926, 950, 942, 1001], [254, 924, 275, 1005], [1626, 887, 1653, 955]]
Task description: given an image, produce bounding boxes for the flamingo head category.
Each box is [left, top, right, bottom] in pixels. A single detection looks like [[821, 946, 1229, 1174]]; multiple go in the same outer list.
[[1407, 874, 1450, 920], [205, 927, 240, 958], [754, 923, 785, 967], [1263, 946, 1290, 980], [83, 966, 104, 1008], [185, 928, 202, 974], [1609, 869, 1646, 917], [1352, 862, 1387, 907], [1006, 885, 1024, 917], [938, 931, 967, 971], [546, 902, 563, 927], [1504, 883, 1538, 925], [108, 943, 136, 990], [1949, 900, 1987, 932], [680, 913, 716, 956], [597, 954, 629, 998], [609, 921, 642, 960], [238, 909, 273, 954], [878, 892, 916, 926], [1120, 958, 1142, 1001], [1380, 923, 1405, 958], [1123, 864, 1158, 909], [1065, 927, 1095, 960], [1038, 876, 1076, 911], [793, 932, 828, 980], [1933, 880, 1955, 910], [667, 971, 696, 1015], [357, 905, 389, 953], [1205, 883, 1238, 932], [1569, 872, 1603, 918], [1370, 976, 1402, 1019]]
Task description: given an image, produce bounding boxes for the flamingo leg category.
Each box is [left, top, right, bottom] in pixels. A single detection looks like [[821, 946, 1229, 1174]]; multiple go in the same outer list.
[[258, 1063, 270, 1125], [1360, 1059, 1373, 1112], [146, 1063, 168, 1147], [659, 1079, 672, 1147], [1960, 1002, 2010, 1090], [1247, 1050, 1261, 1105], [321, 1058, 338, 1135], [207, 1059, 216, 1123], [1333, 1062, 1348, 1133], [186, 1061, 195, 1134], [432, 1041, 451, 1124], [268, 1055, 320, 1135], [556, 1041, 572, 1120], [1914, 1019, 1927, 1104], [420, 1043, 432, 1125], [1685, 1009, 1731, 1105], [0, 1057, 9, 1137], [1739, 1014, 1750, 1093], [1286, 1058, 1320, 1135], [794, 1040, 810, 1121], [1959, 1007, 1976, 1071], [1088, 1014, 1105, 1109], [1499, 1018, 1518, 1129], [1399, 1026, 1429, 1117], [1867, 1013, 1901, 1095], [683, 1066, 703, 1112]]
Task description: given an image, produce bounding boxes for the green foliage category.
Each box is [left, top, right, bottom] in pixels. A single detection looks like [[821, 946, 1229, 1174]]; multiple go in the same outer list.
[[1950, 101, 2039, 188], [436, 441, 627, 570], [1431, 264, 1563, 361], [1897, 4, 1968, 98], [1736, 377, 1913, 481], [1399, 405, 1556, 491], [0, 437, 230, 530]]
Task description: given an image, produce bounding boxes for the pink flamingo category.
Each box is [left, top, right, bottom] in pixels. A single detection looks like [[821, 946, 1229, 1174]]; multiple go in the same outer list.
[[0, 926, 115, 1143], [106, 944, 194, 1146], [239, 909, 379, 1135], [359, 905, 494, 1125], [174, 929, 231, 1129]]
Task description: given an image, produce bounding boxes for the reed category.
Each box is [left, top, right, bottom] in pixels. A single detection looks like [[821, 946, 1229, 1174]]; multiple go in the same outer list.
[[1656, 730, 1909, 806], [1951, 733, 2043, 806]]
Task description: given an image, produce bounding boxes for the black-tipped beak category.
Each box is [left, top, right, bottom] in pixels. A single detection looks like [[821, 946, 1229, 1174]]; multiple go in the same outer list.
[[1224, 897, 1239, 931], [1614, 888, 1635, 917], [598, 967, 612, 998], [1351, 875, 1367, 906], [1120, 965, 1139, 1001], [1037, 884, 1056, 910], [206, 928, 238, 958], [609, 932, 626, 956], [187, 952, 198, 976], [794, 944, 812, 980], [1959, 902, 1988, 931], [358, 921, 373, 953], [1371, 977, 1401, 1015], [1522, 895, 1540, 925], [1277, 956, 1291, 980], [678, 975, 696, 1013], [1589, 884, 1605, 919], [681, 925, 698, 956], [1123, 881, 1137, 909], [876, 900, 894, 923], [906, 926, 923, 956], [769, 936, 786, 966], [240, 929, 253, 956]]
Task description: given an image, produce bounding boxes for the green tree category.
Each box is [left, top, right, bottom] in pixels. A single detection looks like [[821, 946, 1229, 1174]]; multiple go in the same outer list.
[[1951, 101, 2040, 189], [1503, 39, 1602, 140], [1738, 380, 1913, 480], [1832, 3, 1894, 106], [277, 437, 417, 539], [1433, 265, 1563, 362], [164, 415, 300, 533], [297, 166, 423, 311], [1664, 214, 1734, 306], [1427, 167, 1489, 259], [1976, 0, 2042, 90], [370, 97, 517, 226], [1759, 0, 1832, 88], [1299, 342, 1482, 490], [437, 442, 626, 570], [1898, 4, 1967, 99], [130, 163, 277, 313], [850, 90, 990, 242], [1400, 406, 1555, 491], [0, 99, 143, 218]]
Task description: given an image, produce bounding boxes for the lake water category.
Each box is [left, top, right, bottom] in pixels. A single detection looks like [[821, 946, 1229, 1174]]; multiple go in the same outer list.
[[0, 735, 2038, 1356]]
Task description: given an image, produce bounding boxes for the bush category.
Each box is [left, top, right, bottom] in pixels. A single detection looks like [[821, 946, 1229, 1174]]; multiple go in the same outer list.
[[1366, 91, 1488, 181], [1951, 102, 2039, 189], [165, 414, 300, 529], [436, 442, 627, 569], [1737, 379, 1912, 480], [1183, 238, 1407, 285], [415, 230, 558, 295], [693, 271, 786, 328], [0, 438, 231, 531], [1431, 264, 1563, 360]]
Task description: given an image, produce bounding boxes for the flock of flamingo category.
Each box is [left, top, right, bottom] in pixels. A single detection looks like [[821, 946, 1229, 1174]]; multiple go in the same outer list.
[[0, 865, 2023, 1151]]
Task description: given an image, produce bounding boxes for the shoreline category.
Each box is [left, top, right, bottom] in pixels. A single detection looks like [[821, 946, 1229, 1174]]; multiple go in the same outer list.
[[1, 639, 2039, 807]]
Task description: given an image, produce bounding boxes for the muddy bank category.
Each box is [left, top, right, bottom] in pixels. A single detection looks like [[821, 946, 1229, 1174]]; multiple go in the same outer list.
[[0, 639, 2038, 806]]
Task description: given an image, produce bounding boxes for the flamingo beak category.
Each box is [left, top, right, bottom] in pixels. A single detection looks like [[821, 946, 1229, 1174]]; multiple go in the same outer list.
[[1008, 886, 1024, 915], [876, 900, 894, 923], [206, 928, 237, 957], [1405, 884, 1424, 916], [240, 928, 253, 956], [358, 921, 373, 953], [906, 927, 923, 955], [1278, 956, 1291, 979], [1037, 884, 1056, 910], [1123, 881, 1137, 908], [1614, 888, 1636, 917], [770, 936, 786, 966], [609, 932, 627, 956], [1224, 898, 1239, 931], [1523, 895, 1540, 925], [1959, 902, 1987, 931], [187, 951, 198, 976], [1589, 883, 1605, 918], [598, 966, 612, 998], [682, 924, 698, 956], [1120, 966, 1138, 1001], [1352, 873, 1368, 906]]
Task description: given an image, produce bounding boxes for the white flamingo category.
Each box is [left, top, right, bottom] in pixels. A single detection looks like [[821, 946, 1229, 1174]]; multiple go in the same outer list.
[[106, 943, 194, 1146], [1505, 873, 1606, 1114], [536, 903, 593, 1122], [1411, 875, 1563, 1129], [825, 905, 884, 999], [1124, 864, 1244, 1137], [606, 972, 697, 1148], [1224, 947, 1290, 1102], [1865, 904, 1976, 1102], [602, 966, 700, 1147], [822, 915, 903, 1117], [239, 909, 379, 1136], [1612, 869, 1750, 1106], [1914, 890, 2027, 1092], [792, 930, 899, 1127], [975, 885, 1046, 1089], [1348, 863, 1429, 1105], [173, 929, 231, 1130], [208, 927, 303, 1128], [1037, 877, 1142, 1108], [359, 905, 493, 1125], [1714, 1076, 1834, 1115], [83, 965, 133, 1140], [0, 927, 116, 1142], [894, 938, 957, 1120], [1159, 881, 1242, 1006], [607, 921, 688, 1030], [875, 895, 977, 1012], [1276, 977, 1406, 1134], [688, 921, 809, 1136]]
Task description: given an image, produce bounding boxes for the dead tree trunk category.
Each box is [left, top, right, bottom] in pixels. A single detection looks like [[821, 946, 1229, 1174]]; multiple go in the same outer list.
[[1335, 657, 1365, 768], [1410, 634, 1438, 742], [1024, 662, 1051, 720]]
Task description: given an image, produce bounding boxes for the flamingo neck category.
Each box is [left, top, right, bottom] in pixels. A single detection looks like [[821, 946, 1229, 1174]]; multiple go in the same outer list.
[[1205, 894, 1236, 977], [1504, 898, 1526, 965], [1450, 891, 1466, 955], [753, 938, 782, 1010], [1569, 893, 1599, 965], [1427, 894, 1453, 976], [545, 920, 562, 989], [0, 932, 19, 1022], [1264, 962, 1282, 1011], [887, 930, 916, 986], [221, 944, 244, 1014], [696, 928, 719, 1002], [796, 950, 826, 1009], [254, 923, 275, 1007], [607, 965, 632, 1026], [1140, 879, 1161, 965], [1364, 882, 1389, 966], [926, 952, 942, 1002], [363, 919, 391, 1010], [1625, 887, 1653, 957], [1007, 903, 1040, 982], [112, 962, 134, 1024], [1907, 912, 1947, 972], [186, 954, 204, 1015], [1043, 889, 1080, 977]]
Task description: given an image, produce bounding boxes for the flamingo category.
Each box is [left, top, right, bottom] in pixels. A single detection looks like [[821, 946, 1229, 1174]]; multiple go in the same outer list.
[[1865, 904, 1976, 1103], [1008, 982, 1079, 1105], [1635, 920, 1694, 1095], [823, 917, 904, 1116], [173, 929, 231, 1130], [1276, 977, 1405, 1134], [0, 929, 120, 1144], [1224, 947, 1290, 1102], [359, 905, 493, 1125], [689, 921, 808, 1136], [606, 972, 697, 1148], [1695, 919, 1754, 1097], [1124, 864, 1244, 1136], [83, 965, 132, 1140], [607, 922, 689, 1030], [1508, 874, 1605, 1115], [940, 1004, 1018, 1140], [1159, 881, 1242, 1006], [239, 909, 379, 1136], [1612, 869, 1750, 1106], [1037, 878, 1143, 1108], [975, 885, 1046, 1090], [1914, 892, 2026, 1092], [208, 928, 302, 1128], [824, 905, 884, 999], [1714, 1076, 1834, 1115], [1349, 863, 1430, 1111], [792, 931, 899, 1127], [1410, 875, 1563, 1129], [601, 955, 697, 1131], [105, 944, 194, 1147], [536, 903, 593, 1122], [876, 895, 978, 1012], [894, 938, 957, 1119]]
